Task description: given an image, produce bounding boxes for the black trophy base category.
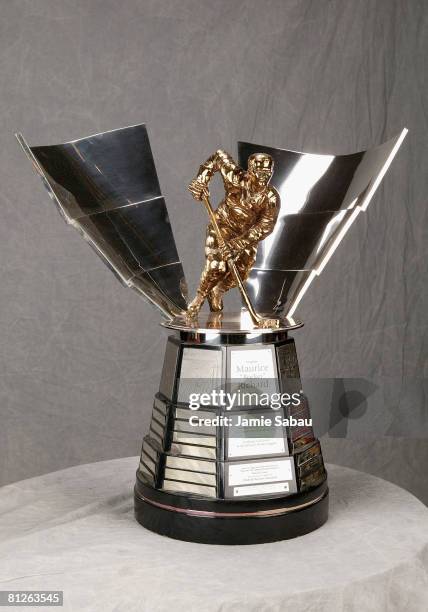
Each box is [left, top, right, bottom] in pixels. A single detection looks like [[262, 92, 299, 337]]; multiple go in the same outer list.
[[134, 477, 329, 545]]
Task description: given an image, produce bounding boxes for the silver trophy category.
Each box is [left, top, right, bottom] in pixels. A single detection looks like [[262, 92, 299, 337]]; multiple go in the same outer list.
[[17, 124, 407, 544]]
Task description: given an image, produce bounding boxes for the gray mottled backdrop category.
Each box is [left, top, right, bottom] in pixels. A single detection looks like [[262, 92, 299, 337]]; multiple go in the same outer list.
[[1, 0, 427, 502]]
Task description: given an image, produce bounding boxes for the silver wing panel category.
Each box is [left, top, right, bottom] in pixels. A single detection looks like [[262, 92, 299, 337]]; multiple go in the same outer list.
[[238, 130, 407, 316], [16, 124, 188, 319]]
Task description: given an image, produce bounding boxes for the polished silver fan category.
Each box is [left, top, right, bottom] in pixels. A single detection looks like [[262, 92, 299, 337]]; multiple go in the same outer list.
[[16, 124, 188, 319], [238, 130, 407, 316]]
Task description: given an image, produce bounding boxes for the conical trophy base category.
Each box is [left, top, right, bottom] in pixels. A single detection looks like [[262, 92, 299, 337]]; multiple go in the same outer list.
[[134, 320, 328, 544]]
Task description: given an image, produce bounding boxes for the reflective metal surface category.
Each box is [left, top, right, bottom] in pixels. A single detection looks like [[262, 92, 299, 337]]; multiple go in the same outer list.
[[16, 125, 188, 319], [164, 468, 217, 487], [135, 332, 328, 502], [162, 310, 303, 334], [165, 456, 217, 474], [17, 122, 407, 324], [162, 480, 217, 498], [238, 129, 408, 316]]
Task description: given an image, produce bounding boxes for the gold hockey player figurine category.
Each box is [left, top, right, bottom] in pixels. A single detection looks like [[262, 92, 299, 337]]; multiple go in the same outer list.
[[187, 149, 280, 328]]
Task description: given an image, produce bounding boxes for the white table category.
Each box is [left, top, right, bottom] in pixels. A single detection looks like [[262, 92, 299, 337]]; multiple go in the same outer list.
[[0, 458, 427, 611]]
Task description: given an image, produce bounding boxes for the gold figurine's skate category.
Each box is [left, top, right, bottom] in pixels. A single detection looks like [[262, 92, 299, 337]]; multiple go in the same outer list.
[[186, 149, 281, 329]]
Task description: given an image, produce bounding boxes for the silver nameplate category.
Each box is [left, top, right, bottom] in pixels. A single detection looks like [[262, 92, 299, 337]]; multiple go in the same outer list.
[[162, 480, 216, 498], [164, 468, 216, 487], [169, 443, 217, 460], [165, 455, 216, 474], [172, 431, 217, 446], [224, 456, 297, 499], [159, 340, 180, 400], [177, 346, 224, 402]]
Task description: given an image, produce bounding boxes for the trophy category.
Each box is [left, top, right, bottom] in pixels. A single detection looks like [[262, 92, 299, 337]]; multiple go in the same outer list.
[[16, 125, 407, 544]]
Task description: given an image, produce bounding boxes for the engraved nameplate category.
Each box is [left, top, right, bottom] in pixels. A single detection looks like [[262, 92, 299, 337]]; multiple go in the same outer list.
[[277, 342, 301, 394], [225, 457, 297, 498], [228, 346, 278, 401], [165, 455, 217, 474], [226, 409, 289, 459], [177, 347, 224, 402], [159, 339, 179, 401]]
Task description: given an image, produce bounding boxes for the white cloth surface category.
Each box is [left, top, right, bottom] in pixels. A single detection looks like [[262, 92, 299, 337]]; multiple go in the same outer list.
[[0, 458, 427, 612]]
